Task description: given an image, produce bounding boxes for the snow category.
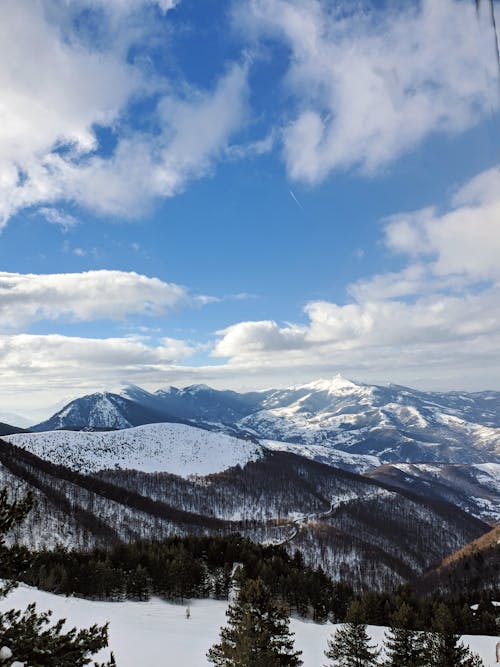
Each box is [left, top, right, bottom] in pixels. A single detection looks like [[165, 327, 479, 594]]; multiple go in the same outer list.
[[263, 439, 381, 473], [4, 423, 263, 478], [296, 375, 363, 394], [1, 585, 498, 667]]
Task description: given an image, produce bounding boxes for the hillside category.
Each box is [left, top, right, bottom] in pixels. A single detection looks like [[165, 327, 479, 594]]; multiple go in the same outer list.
[[367, 462, 500, 524], [0, 435, 488, 591], [417, 526, 500, 596]]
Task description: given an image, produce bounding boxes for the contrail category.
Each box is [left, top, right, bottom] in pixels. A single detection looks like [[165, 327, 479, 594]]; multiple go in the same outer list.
[[289, 189, 304, 210]]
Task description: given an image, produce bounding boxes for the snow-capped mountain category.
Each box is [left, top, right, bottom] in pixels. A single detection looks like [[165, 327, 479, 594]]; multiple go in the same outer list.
[[5, 423, 263, 477], [31, 391, 182, 432], [30, 375, 500, 466], [238, 377, 500, 464]]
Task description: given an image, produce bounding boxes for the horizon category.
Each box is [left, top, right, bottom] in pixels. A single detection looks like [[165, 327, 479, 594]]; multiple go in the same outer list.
[[1, 0, 499, 414]]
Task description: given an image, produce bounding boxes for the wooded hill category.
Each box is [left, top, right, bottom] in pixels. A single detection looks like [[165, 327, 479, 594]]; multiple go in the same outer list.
[[0, 437, 489, 592]]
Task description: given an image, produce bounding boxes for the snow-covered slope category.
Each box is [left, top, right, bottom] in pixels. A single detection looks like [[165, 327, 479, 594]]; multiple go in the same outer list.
[[263, 439, 381, 474], [1, 586, 498, 667], [5, 423, 263, 477]]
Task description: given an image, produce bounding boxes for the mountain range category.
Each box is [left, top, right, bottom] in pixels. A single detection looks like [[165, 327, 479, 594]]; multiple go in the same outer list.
[[1, 374, 498, 593], [29, 375, 500, 468]]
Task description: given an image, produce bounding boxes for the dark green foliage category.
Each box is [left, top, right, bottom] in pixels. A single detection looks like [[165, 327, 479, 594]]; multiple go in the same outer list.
[[423, 603, 484, 667], [383, 602, 426, 667], [15, 535, 346, 621], [0, 487, 33, 597], [207, 578, 302, 667], [0, 487, 114, 666], [324, 600, 380, 667], [0, 604, 114, 667]]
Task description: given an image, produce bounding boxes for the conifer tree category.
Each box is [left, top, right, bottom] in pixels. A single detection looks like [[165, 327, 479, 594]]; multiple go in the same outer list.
[[324, 600, 380, 667], [383, 602, 425, 667], [0, 488, 115, 666], [423, 603, 484, 667], [207, 577, 303, 667]]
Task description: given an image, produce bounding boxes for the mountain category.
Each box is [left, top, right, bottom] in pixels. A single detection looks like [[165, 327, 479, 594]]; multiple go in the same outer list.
[[238, 377, 500, 464], [367, 462, 500, 524], [31, 376, 500, 467], [31, 391, 183, 432], [0, 427, 489, 591]]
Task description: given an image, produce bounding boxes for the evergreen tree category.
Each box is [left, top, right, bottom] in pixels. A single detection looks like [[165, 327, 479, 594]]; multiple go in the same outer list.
[[324, 600, 380, 667], [383, 602, 425, 667], [423, 603, 484, 667], [0, 488, 115, 666], [207, 577, 303, 667]]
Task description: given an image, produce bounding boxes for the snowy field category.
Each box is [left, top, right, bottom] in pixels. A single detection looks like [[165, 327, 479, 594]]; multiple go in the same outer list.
[[1, 585, 499, 666]]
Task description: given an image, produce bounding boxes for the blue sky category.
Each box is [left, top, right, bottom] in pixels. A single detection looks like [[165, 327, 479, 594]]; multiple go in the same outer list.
[[0, 0, 499, 416]]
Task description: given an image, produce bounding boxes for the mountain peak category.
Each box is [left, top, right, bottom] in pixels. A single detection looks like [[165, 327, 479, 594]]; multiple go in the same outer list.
[[298, 375, 360, 393]]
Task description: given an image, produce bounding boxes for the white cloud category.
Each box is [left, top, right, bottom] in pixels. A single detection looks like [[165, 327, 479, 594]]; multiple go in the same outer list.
[[0, 271, 189, 330], [38, 208, 78, 232], [0, 333, 193, 394], [214, 320, 306, 357], [237, 0, 499, 181], [383, 168, 500, 281], [0, 1, 248, 225]]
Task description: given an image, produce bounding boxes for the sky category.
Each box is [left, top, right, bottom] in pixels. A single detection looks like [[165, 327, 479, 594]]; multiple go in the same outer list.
[[0, 0, 499, 418]]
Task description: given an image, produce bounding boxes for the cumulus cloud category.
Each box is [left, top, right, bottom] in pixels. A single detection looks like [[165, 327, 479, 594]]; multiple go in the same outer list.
[[214, 320, 306, 357], [383, 168, 500, 281], [237, 0, 499, 181], [0, 271, 189, 329], [0, 1, 248, 225]]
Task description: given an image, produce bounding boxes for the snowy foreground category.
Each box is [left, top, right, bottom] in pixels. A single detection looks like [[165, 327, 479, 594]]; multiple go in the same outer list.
[[1, 585, 499, 666]]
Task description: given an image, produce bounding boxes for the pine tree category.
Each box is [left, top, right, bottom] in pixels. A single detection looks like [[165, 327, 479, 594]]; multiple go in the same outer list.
[[324, 600, 380, 667], [423, 603, 484, 667], [383, 602, 425, 667], [207, 577, 303, 667], [0, 488, 115, 666]]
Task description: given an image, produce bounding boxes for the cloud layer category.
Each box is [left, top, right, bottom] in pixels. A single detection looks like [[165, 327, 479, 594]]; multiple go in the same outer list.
[[0, 271, 189, 329]]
